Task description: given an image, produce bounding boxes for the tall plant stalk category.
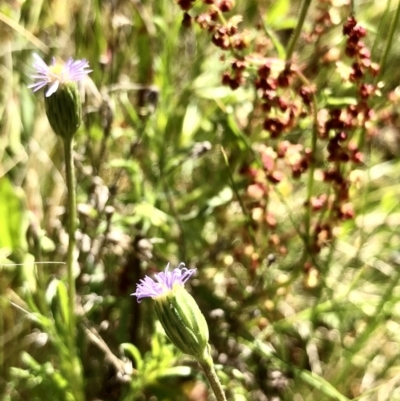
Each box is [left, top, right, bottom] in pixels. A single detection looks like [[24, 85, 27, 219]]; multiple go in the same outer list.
[[63, 137, 77, 338], [286, 0, 312, 62], [63, 137, 84, 401]]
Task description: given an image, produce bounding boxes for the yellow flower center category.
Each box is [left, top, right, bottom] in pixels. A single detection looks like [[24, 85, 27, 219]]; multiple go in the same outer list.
[[48, 64, 67, 83]]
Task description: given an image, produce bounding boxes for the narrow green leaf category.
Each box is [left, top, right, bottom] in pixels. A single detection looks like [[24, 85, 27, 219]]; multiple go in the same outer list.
[[0, 177, 28, 252], [297, 370, 350, 401], [56, 280, 70, 328], [121, 343, 144, 371]]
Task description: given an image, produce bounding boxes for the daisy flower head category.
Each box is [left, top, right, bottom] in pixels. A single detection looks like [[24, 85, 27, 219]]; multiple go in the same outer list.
[[28, 53, 92, 139], [132, 263, 210, 361], [132, 263, 197, 303], [28, 53, 92, 97]]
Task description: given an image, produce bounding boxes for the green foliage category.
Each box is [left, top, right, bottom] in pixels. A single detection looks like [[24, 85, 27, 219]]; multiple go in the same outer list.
[[0, 177, 28, 254]]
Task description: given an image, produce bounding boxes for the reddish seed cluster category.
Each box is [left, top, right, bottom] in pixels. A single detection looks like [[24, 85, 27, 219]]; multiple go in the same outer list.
[[319, 109, 364, 164], [306, 17, 377, 238], [312, 223, 333, 253], [238, 141, 311, 257], [246, 16, 377, 264], [255, 63, 309, 139], [177, 0, 251, 90], [343, 16, 379, 82], [174, 0, 380, 283]]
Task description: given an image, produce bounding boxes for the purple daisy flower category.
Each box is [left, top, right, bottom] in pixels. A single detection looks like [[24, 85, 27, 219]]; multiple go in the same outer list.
[[28, 53, 92, 97], [132, 263, 197, 303]]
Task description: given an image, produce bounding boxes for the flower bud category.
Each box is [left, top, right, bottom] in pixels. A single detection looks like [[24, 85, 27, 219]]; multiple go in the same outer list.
[[28, 53, 92, 140], [154, 283, 210, 361], [44, 82, 81, 141], [132, 263, 211, 361]]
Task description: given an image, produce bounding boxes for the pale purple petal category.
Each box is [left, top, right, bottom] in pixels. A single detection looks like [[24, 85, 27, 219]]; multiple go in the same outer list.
[[28, 82, 47, 92], [65, 58, 74, 68], [45, 81, 59, 97], [31, 73, 49, 79], [131, 263, 196, 303], [32, 53, 49, 72]]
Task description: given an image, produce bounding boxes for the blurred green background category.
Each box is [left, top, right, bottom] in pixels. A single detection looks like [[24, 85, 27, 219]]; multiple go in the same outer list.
[[2, 0, 400, 400]]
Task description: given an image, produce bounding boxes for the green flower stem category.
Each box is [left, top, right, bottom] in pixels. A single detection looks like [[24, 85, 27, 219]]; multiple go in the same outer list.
[[63, 137, 85, 401], [285, 0, 312, 62], [30, 226, 48, 316], [63, 137, 77, 337], [199, 356, 227, 401], [295, 70, 319, 252]]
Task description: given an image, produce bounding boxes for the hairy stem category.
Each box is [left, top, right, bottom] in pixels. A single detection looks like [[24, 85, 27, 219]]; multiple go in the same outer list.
[[199, 357, 227, 401], [64, 137, 77, 337], [63, 137, 85, 401]]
